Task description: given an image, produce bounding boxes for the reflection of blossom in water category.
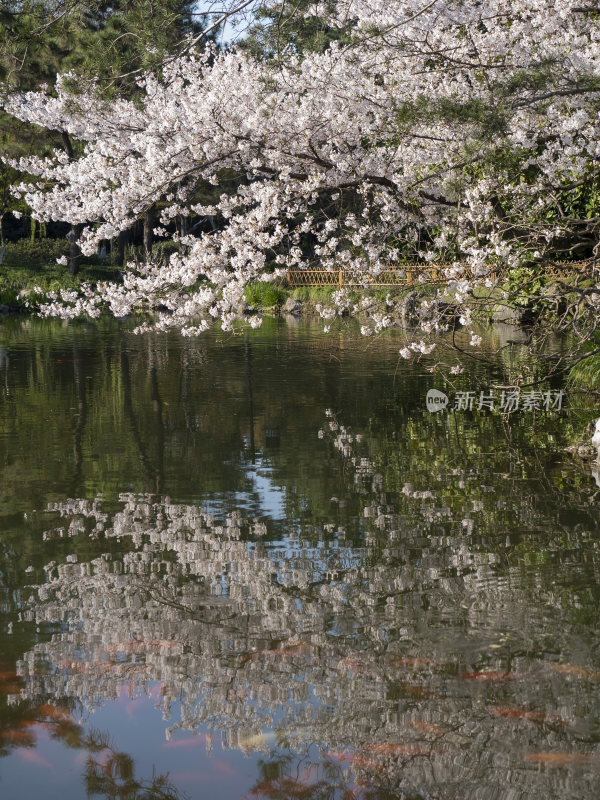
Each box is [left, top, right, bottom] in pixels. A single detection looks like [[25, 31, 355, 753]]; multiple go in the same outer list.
[[12, 412, 600, 798], [24, 496, 378, 740]]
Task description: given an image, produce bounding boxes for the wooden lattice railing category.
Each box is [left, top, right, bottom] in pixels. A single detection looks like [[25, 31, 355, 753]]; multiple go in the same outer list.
[[285, 261, 596, 287]]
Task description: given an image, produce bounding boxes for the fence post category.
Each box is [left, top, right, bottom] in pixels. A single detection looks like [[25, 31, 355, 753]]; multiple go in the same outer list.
[[338, 267, 343, 287]]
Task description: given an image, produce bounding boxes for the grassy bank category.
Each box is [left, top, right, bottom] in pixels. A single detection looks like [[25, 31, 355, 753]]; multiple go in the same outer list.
[[0, 246, 592, 326], [0, 235, 123, 312], [0, 261, 122, 310], [243, 280, 433, 312]]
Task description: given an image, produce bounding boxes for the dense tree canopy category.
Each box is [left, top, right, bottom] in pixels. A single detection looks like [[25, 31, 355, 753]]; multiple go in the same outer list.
[[0, 0, 216, 265], [2, 0, 600, 355], [241, 0, 343, 60], [0, 0, 209, 91]]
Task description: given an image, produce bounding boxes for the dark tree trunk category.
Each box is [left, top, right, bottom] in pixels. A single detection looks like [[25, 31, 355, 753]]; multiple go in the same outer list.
[[68, 223, 84, 276], [116, 229, 128, 267], [61, 132, 84, 276], [143, 205, 155, 259]]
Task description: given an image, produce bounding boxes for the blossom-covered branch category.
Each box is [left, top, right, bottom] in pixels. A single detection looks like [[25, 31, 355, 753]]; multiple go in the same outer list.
[[2, 0, 600, 345]]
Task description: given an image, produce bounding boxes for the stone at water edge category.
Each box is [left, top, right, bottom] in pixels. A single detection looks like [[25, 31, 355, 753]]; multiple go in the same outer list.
[[591, 418, 600, 457], [283, 297, 302, 315]]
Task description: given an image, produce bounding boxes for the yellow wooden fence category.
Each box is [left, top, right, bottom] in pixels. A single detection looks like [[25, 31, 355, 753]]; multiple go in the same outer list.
[[285, 261, 596, 287]]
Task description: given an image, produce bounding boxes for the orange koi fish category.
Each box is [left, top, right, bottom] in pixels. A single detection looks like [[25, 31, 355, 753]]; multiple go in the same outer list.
[[548, 664, 600, 680], [38, 704, 73, 723], [491, 707, 566, 725], [525, 752, 600, 766], [363, 743, 431, 757], [408, 720, 447, 736], [164, 734, 207, 749], [462, 670, 518, 681], [17, 749, 54, 769]]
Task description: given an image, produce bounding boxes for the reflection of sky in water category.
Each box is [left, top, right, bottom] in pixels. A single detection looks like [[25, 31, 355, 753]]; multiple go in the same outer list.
[[0, 685, 261, 800], [88, 689, 262, 800], [240, 460, 286, 520], [1, 730, 86, 800], [202, 456, 287, 521]]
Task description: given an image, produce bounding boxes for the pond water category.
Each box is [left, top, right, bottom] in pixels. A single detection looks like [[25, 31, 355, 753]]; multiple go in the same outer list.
[[0, 315, 599, 800]]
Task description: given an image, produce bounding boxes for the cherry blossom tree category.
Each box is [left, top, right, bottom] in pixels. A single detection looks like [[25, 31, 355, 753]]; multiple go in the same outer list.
[[2, 0, 600, 356]]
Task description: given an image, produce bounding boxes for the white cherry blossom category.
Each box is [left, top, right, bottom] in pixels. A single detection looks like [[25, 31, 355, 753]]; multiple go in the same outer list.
[[1, 1, 599, 353]]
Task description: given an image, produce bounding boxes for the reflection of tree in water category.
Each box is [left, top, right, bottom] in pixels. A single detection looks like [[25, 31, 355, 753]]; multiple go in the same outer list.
[[83, 729, 183, 800], [11, 411, 600, 799], [0, 679, 183, 800]]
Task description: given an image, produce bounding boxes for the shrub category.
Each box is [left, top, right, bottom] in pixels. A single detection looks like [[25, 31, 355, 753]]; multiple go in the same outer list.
[[290, 286, 335, 304], [2, 238, 70, 268], [244, 281, 287, 308], [152, 240, 181, 263]]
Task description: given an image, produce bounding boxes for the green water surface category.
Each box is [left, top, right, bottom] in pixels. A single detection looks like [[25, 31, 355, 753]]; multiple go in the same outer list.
[[0, 315, 599, 800]]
